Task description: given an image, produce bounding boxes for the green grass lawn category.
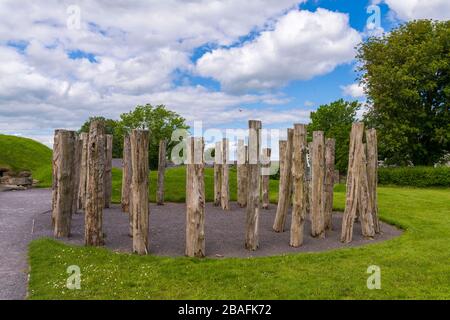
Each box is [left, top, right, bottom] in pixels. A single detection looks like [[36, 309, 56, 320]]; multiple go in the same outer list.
[[0, 134, 52, 187], [28, 170, 450, 299]]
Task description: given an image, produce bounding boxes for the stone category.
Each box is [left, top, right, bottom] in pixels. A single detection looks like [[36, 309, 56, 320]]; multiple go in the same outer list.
[[18, 171, 32, 177]]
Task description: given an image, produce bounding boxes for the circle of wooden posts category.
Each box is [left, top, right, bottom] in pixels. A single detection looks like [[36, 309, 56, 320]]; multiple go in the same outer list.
[[51, 119, 379, 257]]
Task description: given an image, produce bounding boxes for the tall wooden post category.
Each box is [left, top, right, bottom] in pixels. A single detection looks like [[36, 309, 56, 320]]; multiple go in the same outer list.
[[214, 141, 222, 206], [311, 131, 326, 238], [185, 137, 206, 258], [366, 129, 381, 234], [237, 139, 248, 207], [290, 124, 308, 247], [157, 139, 166, 205], [71, 135, 82, 215], [130, 130, 150, 255], [221, 138, 230, 210], [261, 148, 271, 209], [341, 123, 365, 243], [104, 134, 113, 208], [121, 134, 132, 212], [358, 143, 375, 238], [306, 142, 313, 219], [52, 130, 77, 238], [273, 128, 293, 232], [85, 121, 105, 246], [245, 120, 262, 250], [78, 132, 89, 210], [324, 138, 336, 231]]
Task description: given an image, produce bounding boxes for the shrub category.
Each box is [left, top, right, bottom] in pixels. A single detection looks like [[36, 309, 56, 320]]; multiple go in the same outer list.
[[378, 166, 450, 187]]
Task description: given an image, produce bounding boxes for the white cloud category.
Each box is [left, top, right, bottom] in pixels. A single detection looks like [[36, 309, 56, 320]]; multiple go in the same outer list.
[[380, 0, 450, 21], [341, 83, 365, 98], [0, 0, 306, 141], [196, 8, 361, 92]]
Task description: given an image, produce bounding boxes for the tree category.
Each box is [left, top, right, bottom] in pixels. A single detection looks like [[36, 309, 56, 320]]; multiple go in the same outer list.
[[357, 20, 450, 165], [118, 104, 189, 169], [308, 99, 360, 173]]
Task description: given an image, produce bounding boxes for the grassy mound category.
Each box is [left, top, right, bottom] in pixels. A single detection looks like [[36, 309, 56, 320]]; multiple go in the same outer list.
[[0, 134, 52, 187]]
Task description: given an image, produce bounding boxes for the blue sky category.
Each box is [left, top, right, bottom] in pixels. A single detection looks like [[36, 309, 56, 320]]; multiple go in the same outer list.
[[0, 0, 449, 147]]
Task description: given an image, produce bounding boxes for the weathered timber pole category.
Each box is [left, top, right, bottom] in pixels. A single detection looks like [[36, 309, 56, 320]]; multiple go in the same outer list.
[[358, 143, 375, 238], [290, 124, 308, 247], [52, 130, 77, 238], [366, 129, 381, 234], [104, 134, 113, 208], [273, 128, 293, 232], [324, 138, 336, 231], [306, 142, 313, 219], [221, 138, 230, 210], [85, 121, 105, 246], [237, 139, 248, 207], [157, 139, 167, 205], [261, 148, 272, 209], [245, 120, 262, 250], [121, 134, 132, 236], [185, 137, 206, 258], [71, 135, 82, 214], [311, 131, 326, 238], [121, 134, 132, 212], [77, 132, 89, 210], [130, 129, 150, 255], [213, 141, 222, 206], [341, 123, 363, 243]]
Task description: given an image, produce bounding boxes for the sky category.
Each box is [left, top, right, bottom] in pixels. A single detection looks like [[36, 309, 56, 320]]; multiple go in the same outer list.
[[0, 0, 449, 149]]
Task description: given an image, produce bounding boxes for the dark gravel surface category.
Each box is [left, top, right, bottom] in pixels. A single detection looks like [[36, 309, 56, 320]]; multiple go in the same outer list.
[[1, 188, 402, 299], [0, 189, 51, 300]]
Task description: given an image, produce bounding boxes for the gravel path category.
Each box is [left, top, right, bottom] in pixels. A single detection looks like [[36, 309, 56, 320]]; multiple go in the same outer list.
[[0, 189, 51, 300], [0, 188, 402, 300]]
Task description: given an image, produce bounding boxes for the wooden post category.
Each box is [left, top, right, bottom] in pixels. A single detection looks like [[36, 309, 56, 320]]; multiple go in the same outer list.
[[104, 134, 113, 208], [52, 130, 77, 238], [85, 121, 105, 246], [71, 135, 82, 215], [213, 141, 222, 206], [358, 143, 375, 238], [237, 139, 248, 208], [366, 129, 381, 234], [130, 130, 150, 255], [121, 134, 132, 236], [121, 134, 132, 212], [245, 120, 261, 250], [324, 138, 336, 231], [290, 124, 308, 247], [77, 132, 89, 210], [311, 131, 326, 238], [306, 142, 313, 219], [157, 139, 166, 205], [221, 138, 230, 210], [261, 148, 271, 209], [341, 123, 363, 243], [185, 137, 206, 258], [273, 128, 293, 232]]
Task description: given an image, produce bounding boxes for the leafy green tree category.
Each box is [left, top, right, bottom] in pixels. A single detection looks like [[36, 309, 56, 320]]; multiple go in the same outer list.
[[118, 104, 189, 169], [308, 99, 360, 173], [357, 20, 450, 165]]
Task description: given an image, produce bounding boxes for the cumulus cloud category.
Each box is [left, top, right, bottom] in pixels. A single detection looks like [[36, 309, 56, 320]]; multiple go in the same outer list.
[[341, 83, 365, 98], [196, 8, 361, 92], [377, 0, 450, 21], [0, 0, 308, 138]]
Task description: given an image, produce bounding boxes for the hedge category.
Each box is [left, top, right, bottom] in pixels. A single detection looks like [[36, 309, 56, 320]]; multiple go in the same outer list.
[[378, 166, 450, 187]]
